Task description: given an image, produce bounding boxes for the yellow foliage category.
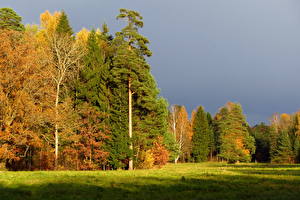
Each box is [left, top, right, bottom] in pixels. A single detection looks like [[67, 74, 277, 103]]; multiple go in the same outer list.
[[40, 10, 61, 33], [36, 10, 61, 44], [96, 28, 102, 35], [234, 137, 250, 155], [281, 113, 291, 122], [76, 28, 90, 47], [138, 150, 154, 169]]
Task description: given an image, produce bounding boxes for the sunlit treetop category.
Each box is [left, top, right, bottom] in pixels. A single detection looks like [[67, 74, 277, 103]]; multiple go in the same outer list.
[[0, 8, 25, 31]]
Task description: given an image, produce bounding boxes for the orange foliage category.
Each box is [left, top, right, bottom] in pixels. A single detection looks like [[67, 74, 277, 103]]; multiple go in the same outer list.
[[0, 30, 53, 165], [150, 137, 169, 167], [63, 103, 110, 170]]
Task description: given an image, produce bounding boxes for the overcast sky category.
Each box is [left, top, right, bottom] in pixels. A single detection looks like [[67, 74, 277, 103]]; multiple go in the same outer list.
[[1, 0, 300, 125]]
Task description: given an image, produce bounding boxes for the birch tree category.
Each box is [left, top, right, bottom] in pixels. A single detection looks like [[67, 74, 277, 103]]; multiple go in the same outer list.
[[38, 11, 85, 168], [169, 105, 191, 163]]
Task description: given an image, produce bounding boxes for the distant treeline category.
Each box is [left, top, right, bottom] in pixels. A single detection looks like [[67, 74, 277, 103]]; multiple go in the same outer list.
[[0, 8, 299, 171], [171, 103, 300, 164]]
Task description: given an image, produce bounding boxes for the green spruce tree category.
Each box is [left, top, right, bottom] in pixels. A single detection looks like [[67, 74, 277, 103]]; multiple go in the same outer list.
[[191, 106, 211, 162], [272, 131, 293, 163], [206, 112, 215, 160], [251, 123, 271, 162], [216, 103, 255, 163], [293, 136, 300, 163], [56, 11, 73, 36], [269, 125, 280, 162], [75, 30, 111, 111]]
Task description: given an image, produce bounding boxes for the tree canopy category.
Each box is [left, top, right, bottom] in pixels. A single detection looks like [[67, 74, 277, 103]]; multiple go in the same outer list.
[[0, 8, 24, 31]]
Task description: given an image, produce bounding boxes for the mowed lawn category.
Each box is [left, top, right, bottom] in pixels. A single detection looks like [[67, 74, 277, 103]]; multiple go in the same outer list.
[[0, 163, 300, 200]]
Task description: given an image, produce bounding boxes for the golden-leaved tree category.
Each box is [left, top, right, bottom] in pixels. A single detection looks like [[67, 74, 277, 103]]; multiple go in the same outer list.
[[169, 105, 192, 163], [0, 30, 53, 169]]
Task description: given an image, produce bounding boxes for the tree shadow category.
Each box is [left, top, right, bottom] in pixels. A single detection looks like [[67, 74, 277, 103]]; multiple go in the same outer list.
[[0, 174, 300, 200], [216, 163, 300, 169], [227, 168, 300, 176]]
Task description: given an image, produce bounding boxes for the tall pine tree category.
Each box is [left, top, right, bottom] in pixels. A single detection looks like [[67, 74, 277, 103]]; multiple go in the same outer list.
[[111, 9, 167, 169], [0, 8, 24, 31]]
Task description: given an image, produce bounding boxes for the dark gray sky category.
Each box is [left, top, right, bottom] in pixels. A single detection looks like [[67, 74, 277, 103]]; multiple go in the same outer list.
[[2, 0, 300, 125]]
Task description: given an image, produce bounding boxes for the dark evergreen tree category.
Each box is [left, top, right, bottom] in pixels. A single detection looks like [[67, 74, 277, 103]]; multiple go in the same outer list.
[[272, 131, 293, 163], [191, 106, 211, 162], [71, 27, 119, 168], [293, 136, 300, 163], [206, 112, 215, 160], [56, 11, 73, 36], [269, 125, 280, 162], [251, 123, 271, 162], [216, 103, 255, 163], [75, 30, 111, 111], [163, 131, 180, 162], [0, 8, 24, 31], [108, 85, 131, 169], [291, 114, 300, 163]]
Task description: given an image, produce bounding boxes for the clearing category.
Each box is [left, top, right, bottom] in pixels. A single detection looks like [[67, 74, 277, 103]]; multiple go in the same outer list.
[[0, 162, 299, 200]]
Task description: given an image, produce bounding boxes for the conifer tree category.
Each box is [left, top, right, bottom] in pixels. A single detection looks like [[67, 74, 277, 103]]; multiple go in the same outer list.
[[111, 9, 167, 169], [269, 125, 279, 161], [191, 106, 211, 162], [251, 123, 271, 162], [108, 85, 131, 169], [216, 102, 255, 163], [206, 112, 215, 160], [0, 8, 24, 31], [293, 137, 300, 163], [272, 131, 293, 163], [74, 29, 111, 111], [292, 113, 300, 163], [56, 11, 73, 36]]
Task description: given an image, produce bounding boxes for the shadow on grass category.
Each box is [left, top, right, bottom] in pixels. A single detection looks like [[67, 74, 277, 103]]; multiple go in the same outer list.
[[0, 174, 300, 200], [219, 164, 300, 169], [227, 169, 300, 176]]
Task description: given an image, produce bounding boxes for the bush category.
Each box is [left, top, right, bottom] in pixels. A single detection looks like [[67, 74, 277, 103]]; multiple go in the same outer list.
[[137, 150, 154, 169], [0, 162, 7, 171], [151, 139, 169, 167]]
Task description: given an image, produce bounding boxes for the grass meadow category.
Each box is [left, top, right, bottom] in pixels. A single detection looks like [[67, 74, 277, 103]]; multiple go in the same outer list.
[[0, 162, 299, 200]]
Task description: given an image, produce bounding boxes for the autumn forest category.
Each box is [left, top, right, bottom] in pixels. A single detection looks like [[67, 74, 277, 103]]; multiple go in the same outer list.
[[0, 8, 300, 172]]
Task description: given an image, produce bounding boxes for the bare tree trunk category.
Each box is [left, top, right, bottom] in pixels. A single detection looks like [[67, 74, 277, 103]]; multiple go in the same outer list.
[[128, 79, 133, 170], [76, 151, 79, 170], [54, 83, 60, 169], [171, 106, 179, 163], [39, 149, 42, 170], [175, 155, 179, 164], [172, 106, 176, 137], [89, 149, 92, 168]]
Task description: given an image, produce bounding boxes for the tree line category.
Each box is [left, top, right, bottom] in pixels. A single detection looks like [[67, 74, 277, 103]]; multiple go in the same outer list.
[[170, 103, 300, 164], [0, 8, 299, 171]]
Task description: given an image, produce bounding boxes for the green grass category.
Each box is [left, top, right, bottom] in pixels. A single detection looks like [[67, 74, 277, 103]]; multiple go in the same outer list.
[[0, 162, 300, 200]]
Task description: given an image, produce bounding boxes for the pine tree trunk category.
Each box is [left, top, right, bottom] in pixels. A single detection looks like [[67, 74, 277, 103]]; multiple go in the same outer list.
[[128, 79, 133, 170], [54, 83, 60, 169]]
